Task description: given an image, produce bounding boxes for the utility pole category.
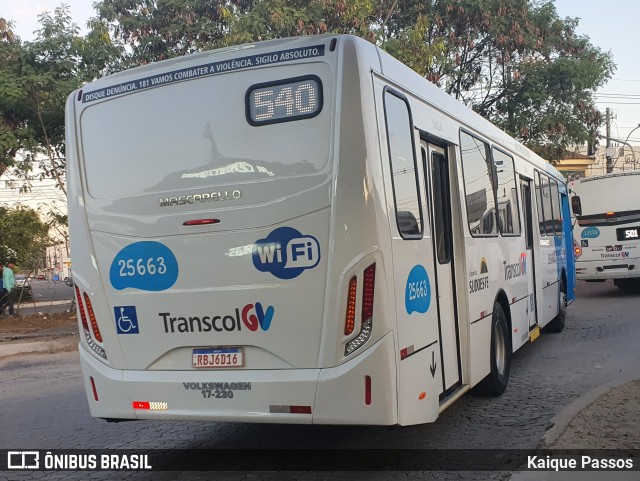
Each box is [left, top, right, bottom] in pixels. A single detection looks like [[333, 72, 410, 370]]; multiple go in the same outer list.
[[606, 107, 613, 173]]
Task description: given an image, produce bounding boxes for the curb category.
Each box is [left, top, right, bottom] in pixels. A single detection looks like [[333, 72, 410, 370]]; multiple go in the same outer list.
[[0, 335, 78, 359], [541, 374, 640, 448]]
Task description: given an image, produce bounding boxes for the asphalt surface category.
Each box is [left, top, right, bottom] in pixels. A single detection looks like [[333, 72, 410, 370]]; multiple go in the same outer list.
[[0, 280, 638, 480]]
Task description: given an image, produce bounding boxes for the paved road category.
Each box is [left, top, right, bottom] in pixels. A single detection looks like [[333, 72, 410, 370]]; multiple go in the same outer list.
[[1, 280, 639, 480], [14, 279, 75, 315]]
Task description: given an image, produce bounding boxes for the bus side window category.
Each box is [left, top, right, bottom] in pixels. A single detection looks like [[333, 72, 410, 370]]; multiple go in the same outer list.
[[534, 171, 546, 236], [492, 148, 521, 236], [383, 88, 423, 239], [460, 131, 497, 236], [549, 179, 562, 236]]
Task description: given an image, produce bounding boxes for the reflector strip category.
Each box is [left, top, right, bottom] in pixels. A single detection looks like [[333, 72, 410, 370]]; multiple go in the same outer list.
[[530, 326, 541, 342], [345, 276, 357, 335], [269, 405, 312, 414], [364, 375, 372, 405], [90, 376, 99, 402], [133, 401, 168, 410], [400, 345, 415, 360]]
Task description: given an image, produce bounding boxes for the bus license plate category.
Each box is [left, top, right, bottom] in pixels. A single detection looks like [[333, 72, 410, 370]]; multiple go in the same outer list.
[[192, 348, 244, 368], [606, 245, 622, 252]]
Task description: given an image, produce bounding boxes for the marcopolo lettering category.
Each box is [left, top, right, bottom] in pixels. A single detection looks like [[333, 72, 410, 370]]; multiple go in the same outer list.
[[160, 189, 242, 207]]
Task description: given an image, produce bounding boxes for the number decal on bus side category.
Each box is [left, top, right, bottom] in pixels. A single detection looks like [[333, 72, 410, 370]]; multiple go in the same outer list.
[[117, 257, 167, 277], [405, 265, 431, 315], [110, 242, 178, 291]]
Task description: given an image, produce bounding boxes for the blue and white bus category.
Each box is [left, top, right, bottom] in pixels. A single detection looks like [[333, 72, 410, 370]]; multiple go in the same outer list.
[[66, 34, 574, 426]]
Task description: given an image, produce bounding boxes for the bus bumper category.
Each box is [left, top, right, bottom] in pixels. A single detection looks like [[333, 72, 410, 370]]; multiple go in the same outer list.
[[79, 332, 398, 425], [576, 259, 640, 281]]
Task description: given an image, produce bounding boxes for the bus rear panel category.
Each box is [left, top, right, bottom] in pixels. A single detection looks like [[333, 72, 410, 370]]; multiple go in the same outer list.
[[67, 37, 398, 424], [570, 171, 640, 284]]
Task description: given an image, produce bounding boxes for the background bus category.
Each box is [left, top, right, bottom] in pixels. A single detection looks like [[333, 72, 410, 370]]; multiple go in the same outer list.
[[67, 34, 573, 426], [570, 171, 640, 288]]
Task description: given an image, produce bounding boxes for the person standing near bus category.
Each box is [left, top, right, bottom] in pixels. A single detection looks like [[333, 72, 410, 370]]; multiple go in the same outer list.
[[1, 261, 16, 316], [0, 262, 5, 314]]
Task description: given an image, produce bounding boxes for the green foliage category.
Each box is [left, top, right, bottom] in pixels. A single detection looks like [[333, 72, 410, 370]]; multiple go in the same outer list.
[[383, 0, 614, 160], [0, 205, 52, 271], [0, 0, 616, 181], [0, 5, 120, 189], [95, 0, 251, 64]]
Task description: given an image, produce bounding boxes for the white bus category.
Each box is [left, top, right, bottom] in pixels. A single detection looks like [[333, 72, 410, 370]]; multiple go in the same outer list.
[[570, 170, 640, 288], [66, 34, 573, 426]]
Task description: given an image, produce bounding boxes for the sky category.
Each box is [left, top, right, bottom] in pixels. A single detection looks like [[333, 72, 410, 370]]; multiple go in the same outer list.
[[1, 0, 639, 207]]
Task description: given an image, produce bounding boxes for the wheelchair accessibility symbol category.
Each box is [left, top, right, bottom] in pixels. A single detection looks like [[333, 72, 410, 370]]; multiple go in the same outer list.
[[114, 306, 139, 334]]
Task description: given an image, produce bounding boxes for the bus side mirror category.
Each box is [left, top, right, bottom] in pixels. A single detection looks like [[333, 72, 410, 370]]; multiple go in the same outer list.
[[571, 196, 582, 216], [397, 211, 420, 236]]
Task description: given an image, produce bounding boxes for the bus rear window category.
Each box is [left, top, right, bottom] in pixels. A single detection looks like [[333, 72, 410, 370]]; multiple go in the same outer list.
[[80, 66, 332, 199]]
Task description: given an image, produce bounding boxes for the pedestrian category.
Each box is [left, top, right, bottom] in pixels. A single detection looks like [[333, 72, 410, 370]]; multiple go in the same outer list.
[[0, 262, 5, 315], [1, 261, 16, 316]]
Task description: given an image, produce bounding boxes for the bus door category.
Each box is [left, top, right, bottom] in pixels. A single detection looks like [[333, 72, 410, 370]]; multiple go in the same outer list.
[[421, 140, 462, 398], [520, 177, 539, 332]]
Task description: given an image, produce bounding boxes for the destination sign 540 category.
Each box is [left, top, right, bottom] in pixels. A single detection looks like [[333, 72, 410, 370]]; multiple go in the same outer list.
[[81, 45, 326, 104]]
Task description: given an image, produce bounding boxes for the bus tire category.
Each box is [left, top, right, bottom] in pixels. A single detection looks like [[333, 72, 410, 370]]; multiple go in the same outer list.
[[477, 303, 511, 396], [545, 279, 566, 333]]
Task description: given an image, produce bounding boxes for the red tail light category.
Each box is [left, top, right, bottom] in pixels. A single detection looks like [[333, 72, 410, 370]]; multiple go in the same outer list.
[[83, 292, 103, 343], [345, 276, 357, 335], [75, 285, 90, 332], [345, 263, 376, 356], [362, 263, 376, 322], [574, 241, 582, 259]]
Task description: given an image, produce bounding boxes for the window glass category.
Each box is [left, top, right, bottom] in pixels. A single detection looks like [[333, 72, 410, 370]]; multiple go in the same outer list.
[[541, 173, 554, 235], [550, 179, 562, 236], [384, 90, 422, 238], [535, 172, 546, 236], [460, 131, 497, 235], [493, 149, 521, 235]]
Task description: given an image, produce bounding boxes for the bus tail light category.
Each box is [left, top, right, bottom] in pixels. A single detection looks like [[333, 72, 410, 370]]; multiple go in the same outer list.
[[345, 263, 376, 356], [344, 276, 357, 335], [574, 241, 582, 259], [75, 286, 90, 333], [83, 292, 103, 343], [75, 286, 107, 360]]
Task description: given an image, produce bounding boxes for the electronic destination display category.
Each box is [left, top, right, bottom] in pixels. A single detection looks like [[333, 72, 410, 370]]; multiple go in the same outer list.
[[246, 75, 322, 126]]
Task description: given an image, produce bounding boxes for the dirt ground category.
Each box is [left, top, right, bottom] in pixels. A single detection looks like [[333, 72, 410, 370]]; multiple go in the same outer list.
[[0, 311, 78, 338], [550, 378, 640, 449]]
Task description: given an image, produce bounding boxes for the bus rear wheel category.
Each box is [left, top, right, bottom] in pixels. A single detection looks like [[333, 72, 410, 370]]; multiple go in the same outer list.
[[477, 303, 511, 396]]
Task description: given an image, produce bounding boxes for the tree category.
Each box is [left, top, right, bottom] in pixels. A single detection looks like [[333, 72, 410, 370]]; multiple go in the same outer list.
[[94, 0, 253, 64], [0, 205, 52, 272], [376, 0, 613, 160], [0, 6, 120, 191]]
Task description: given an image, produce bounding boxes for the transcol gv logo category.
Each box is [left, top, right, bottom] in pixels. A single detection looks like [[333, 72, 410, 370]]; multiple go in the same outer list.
[[160, 302, 274, 333], [504, 252, 527, 280], [252, 227, 320, 279]]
